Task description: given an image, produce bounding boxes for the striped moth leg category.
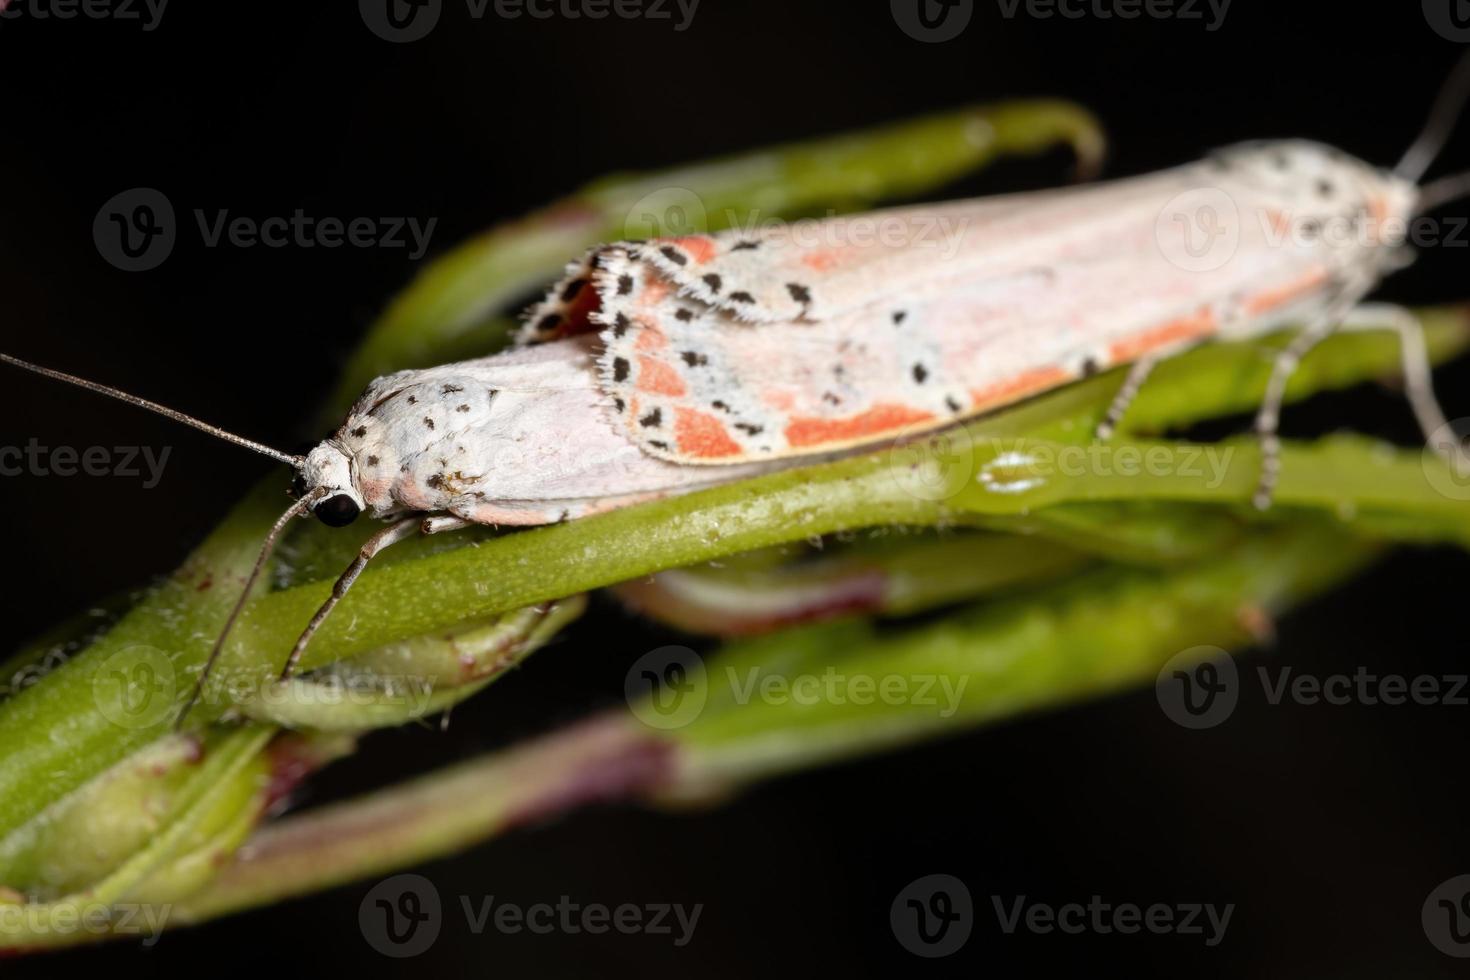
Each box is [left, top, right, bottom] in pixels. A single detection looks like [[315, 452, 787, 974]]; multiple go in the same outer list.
[[1252, 300, 1460, 510], [278, 514, 473, 683], [1338, 303, 1467, 474], [1094, 356, 1160, 440]]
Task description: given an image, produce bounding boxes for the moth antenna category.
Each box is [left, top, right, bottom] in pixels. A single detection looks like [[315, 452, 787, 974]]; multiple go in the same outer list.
[[174, 488, 326, 729], [0, 352, 303, 468], [1396, 49, 1470, 183], [1414, 168, 1470, 214]]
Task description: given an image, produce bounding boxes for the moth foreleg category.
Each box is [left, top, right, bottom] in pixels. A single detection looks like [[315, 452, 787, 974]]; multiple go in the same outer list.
[[278, 514, 471, 683], [1338, 304, 1464, 473]]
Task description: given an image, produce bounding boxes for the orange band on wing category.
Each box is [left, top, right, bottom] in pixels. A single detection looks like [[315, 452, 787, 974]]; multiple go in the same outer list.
[[637, 357, 688, 397], [635, 325, 668, 351], [675, 407, 744, 459], [1242, 268, 1329, 316], [785, 403, 936, 449], [969, 366, 1073, 412], [801, 250, 841, 272], [1108, 308, 1217, 362], [666, 236, 718, 265]]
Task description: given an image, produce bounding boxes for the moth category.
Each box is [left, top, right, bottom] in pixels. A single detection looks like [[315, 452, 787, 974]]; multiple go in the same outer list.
[[7, 57, 1470, 726]]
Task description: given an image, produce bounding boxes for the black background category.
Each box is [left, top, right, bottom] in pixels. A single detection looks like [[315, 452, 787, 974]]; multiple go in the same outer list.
[[2, 1, 1470, 976]]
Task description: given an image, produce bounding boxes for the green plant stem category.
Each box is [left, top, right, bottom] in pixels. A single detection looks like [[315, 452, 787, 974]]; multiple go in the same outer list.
[[169, 521, 1370, 925]]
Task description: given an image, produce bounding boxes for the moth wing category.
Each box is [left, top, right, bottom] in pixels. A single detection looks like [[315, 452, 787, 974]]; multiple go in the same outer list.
[[519, 179, 1159, 342], [521, 159, 1346, 463]]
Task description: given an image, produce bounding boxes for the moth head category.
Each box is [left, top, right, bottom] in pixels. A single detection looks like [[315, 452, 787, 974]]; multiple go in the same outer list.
[[1216, 141, 1411, 212], [293, 442, 364, 527]]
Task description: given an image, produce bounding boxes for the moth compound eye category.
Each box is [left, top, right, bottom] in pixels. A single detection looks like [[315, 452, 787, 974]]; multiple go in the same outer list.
[[289, 474, 308, 499], [315, 494, 362, 528]]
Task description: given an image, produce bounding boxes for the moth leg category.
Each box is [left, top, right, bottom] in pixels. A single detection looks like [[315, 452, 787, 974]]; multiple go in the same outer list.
[[1338, 303, 1468, 474], [278, 514, 472, 682], [1251, 319, 1343, 511], [1095, 356, 1159, 440], [422, 515, 472, 534]]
